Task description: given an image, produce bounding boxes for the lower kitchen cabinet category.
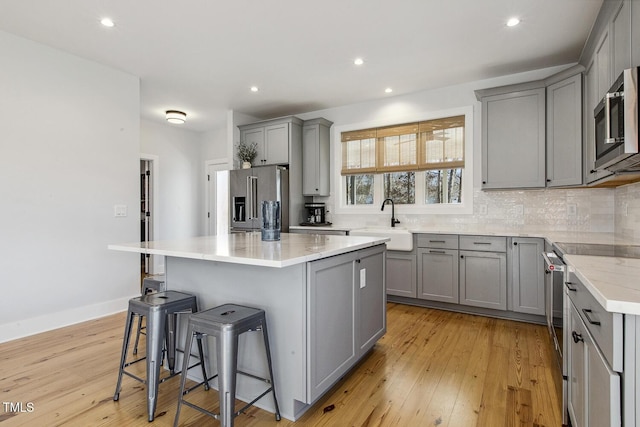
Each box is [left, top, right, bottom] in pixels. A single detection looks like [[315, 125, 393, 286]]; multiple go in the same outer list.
[[459, 250, 507, 310], [568, 303, 621, 427], [386, 251, 417, 298], [511, 237, 545, 316], [417, 248, 459, 303], [306, 245, 386, 402]]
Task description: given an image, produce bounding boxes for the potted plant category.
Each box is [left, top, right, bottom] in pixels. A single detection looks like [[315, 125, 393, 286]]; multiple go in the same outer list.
[[237, 141, 258, 169]]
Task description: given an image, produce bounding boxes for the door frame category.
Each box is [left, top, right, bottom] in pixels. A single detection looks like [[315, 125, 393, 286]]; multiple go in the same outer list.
[[140, 153, 162, 274], [205, 158, 230, 235]]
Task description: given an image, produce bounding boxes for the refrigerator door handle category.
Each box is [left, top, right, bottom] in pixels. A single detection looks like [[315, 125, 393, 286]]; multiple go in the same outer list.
[[246, 176, 252, 220], [250, 176, 258, 219]]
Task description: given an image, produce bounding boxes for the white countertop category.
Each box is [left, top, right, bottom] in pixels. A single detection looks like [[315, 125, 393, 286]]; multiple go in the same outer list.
[[108, 232, 389, 268], [564, 255, 640, 315]]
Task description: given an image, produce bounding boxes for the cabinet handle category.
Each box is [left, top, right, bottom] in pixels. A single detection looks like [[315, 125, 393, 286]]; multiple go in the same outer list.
[[545, 270, 551, 275], [473, 242, 491, 245], [482, 181, 487, 184], [565, 282, 577, 292], [355, 259, 361, 264], [513, 241, 518, 246], [429, 240, 446, 243], [572, 331, 584, 343], [460, 255, 464, 259], [429, 250, 446, 254], [590, 169, 597, 174], [547, 179, 552, 183], [582, 308, 601, 326]]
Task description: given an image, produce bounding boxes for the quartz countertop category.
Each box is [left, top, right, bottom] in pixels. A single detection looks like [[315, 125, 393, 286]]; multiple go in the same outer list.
[[564, 254, 640, 315], [108, 232, 389, 268]]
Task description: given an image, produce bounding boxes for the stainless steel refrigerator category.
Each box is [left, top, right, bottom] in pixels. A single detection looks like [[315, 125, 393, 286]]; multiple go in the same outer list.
[[229, 165, 289, 232]]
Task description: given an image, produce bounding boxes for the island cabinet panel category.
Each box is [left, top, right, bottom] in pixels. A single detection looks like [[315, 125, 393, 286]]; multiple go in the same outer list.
[[307, 244, 386, 403], [459, 250, 507, 311]]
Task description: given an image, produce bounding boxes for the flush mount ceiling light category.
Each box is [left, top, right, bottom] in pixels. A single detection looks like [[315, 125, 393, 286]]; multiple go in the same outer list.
[[385, 87, 393, 93], [166, 110, 186, 124], [100, 17, 115, 27], [354, 58, 364, 66], [250, 86, 259, 92], [507, 17, 521, 27]]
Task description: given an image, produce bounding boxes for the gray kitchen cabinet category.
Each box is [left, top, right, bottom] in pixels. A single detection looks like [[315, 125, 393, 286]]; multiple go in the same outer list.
[[584, 56, 613, 184], [302, 118, 332, 196], [417, 248, 459, 303], [633, 0, 640, 67], [568, 303, 621, 427], [459, 236, 507, 310], [239, 116, 302, 166], [595, 29, 611, 101], [477, 84, 546, 189], [386, 251, 417, 298], [546, 73, 583, 187], [610, 0, 631, 82], [306, 244, 386, 402], [510, 237, 545, 316]]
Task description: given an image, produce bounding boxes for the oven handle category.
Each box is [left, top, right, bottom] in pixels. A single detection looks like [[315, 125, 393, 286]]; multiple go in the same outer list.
[[542, 252, 565, 272]]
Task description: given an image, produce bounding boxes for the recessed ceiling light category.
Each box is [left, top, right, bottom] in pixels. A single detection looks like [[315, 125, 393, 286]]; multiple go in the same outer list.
[[385, 88, 393, 94], [507, 17, 520, 27], [100, 18, 115, 28], [250, 86, 259, 92], [166, 110, 186, 124], [354, 58, 364, 66]]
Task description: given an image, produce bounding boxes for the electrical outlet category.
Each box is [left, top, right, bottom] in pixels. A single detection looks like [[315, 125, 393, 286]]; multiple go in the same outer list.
[[515, 204, 524, 215], [567, 203, 577, 216], [478, 204, 488, 215]]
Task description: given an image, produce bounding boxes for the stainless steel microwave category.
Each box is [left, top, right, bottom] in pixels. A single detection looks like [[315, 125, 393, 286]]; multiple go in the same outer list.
[[594, 67, 639, 172]]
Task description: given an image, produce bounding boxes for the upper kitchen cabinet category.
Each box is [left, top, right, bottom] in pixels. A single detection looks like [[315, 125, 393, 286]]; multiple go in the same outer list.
[[477, 82, 546, 189], [610, 0, 631, 80], [302, 118, 333, 196], [238, 116, 303, 166], [545, 70, 583, 187]]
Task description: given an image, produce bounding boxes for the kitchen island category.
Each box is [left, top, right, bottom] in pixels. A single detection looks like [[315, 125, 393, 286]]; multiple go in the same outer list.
[[108, 232, 388, 421]]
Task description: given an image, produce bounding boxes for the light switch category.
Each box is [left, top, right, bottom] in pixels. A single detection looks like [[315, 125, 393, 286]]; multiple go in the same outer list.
[[114, 204, 128, 217]]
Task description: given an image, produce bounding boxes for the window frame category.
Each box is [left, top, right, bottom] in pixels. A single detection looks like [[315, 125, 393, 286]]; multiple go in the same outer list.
[[334, 106, 474, 215]]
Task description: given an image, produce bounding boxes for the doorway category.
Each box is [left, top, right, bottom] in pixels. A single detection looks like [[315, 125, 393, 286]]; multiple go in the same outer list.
[[140, 159, 152, 277], [205, 158, 230, 235]]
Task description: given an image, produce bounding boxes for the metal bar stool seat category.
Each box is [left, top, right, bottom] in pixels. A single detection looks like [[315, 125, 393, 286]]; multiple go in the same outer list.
[[174, 303, 281, 427], [133, 275, 166, 355], [114, 290, 208, 422]]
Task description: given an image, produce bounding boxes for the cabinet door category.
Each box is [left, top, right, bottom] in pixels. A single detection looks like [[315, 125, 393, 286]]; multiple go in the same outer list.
[[459, 250, 507, 310], [546, 74, 583, 187], [586, 337, 622, 427], [584, 58, 613, 184], [596, 29, 611, 100], [511, 238, 545, 316], [386, 252, 417, 298], [302, 124, 320, 195], [241, 127, 265, 166], [417, 248, 459, 303], [264, 123, 289, 165], [481, 88, 546, 189], [610, 0, 631, 81], [568, 304, 586, 427], [357, 247, 386, 353], [307, 251, 356, 402]]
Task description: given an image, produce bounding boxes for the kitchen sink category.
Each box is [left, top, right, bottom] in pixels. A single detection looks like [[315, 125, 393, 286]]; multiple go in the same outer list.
[[350, 228, 413, 251]]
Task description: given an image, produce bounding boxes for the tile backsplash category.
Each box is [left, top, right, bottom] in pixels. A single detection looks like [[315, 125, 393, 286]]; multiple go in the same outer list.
[[615, 181, 640, 240]]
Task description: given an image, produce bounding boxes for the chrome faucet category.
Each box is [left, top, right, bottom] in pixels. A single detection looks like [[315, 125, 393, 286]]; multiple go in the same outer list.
[[381, 198, 400, 227]]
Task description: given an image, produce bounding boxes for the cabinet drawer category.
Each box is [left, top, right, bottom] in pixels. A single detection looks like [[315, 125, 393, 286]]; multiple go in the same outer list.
[[416, 234, 458, 249], [566, 272, 623, 372], [459, 235, 507, 252]]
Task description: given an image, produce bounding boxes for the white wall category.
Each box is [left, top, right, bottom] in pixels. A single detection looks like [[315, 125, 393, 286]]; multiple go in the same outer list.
[[0, 31, 140, 342], [140, 120, 205, 241]]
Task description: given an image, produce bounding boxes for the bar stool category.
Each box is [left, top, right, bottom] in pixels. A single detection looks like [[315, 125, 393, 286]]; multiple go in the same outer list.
[[174, 304, 281, 427], [114, 290, 209, 422], [133, 275, 166, 355]]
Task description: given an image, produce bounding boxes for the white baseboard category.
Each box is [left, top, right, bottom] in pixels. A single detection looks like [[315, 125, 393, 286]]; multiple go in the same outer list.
[[0, 295, 138, 344]]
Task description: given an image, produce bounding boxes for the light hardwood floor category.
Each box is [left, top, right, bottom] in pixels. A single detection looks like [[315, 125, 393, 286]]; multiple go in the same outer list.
[[0, 303, 562, 426]]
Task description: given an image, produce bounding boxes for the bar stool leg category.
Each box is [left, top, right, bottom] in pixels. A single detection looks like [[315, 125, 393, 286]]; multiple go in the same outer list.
[[218, 331, 239, 427], [173, 322, 196, 427], [260, 318, 281, 421], [133, 314, 144, 355], [114, 310, 135, 401], [145, 308, 166, 422], [165, 312, 177, 373]]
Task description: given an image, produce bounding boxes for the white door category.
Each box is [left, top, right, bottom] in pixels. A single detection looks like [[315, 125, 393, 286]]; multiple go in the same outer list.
[[206, 159, 229, 235]]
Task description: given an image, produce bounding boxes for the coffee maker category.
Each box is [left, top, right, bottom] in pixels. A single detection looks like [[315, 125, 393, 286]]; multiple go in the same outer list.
[[301, 203, 330, 226]]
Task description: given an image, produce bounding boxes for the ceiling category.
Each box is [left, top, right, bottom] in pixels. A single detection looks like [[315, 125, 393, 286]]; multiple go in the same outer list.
[[0, 0, 603, 132]]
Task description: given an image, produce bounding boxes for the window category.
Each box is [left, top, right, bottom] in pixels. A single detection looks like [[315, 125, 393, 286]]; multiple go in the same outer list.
[[341, 114, 467, 208]]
